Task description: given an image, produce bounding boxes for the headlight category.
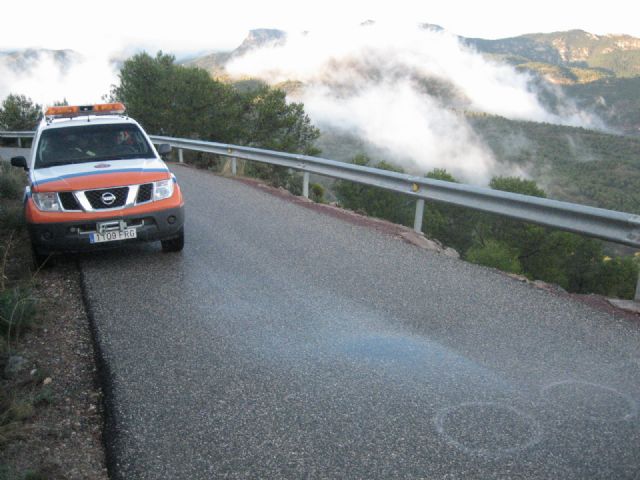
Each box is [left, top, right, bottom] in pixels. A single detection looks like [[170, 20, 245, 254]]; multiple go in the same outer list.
[[32, 192, 61, 211], [153, 179, 174, 201]]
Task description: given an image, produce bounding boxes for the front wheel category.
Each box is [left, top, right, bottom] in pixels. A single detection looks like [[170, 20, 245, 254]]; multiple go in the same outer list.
[[161, 228, 184, 253]]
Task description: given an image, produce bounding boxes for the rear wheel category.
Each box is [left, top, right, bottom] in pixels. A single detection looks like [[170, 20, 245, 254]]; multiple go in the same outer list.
[[161, 228, 184, 253]]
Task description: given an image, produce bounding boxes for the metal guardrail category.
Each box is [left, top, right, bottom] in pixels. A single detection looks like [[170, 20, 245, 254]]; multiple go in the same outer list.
[[0, 131, 35, 137], [3, 131, 640, 298], [0, 130, 35, 148], [148, 136, 640, 250]]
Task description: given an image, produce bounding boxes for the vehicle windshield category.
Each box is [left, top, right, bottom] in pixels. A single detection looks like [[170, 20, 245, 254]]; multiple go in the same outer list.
[[34, 123, 155, 169]]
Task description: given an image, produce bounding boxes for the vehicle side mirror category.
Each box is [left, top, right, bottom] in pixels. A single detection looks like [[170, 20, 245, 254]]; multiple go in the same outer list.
[[10, 156, 28, 171], [157, 144, 172, 156]]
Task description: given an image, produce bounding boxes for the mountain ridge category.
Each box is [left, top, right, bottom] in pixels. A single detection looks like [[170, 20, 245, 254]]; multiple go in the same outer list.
[[180, 26, 640, 135], [466, 29, 640, 81], [184, 28, 286, 79], [184, 26, 640, 84]]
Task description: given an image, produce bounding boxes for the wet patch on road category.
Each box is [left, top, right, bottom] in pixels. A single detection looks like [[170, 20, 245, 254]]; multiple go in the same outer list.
[[541, 380, 638, 422], [433, 402, 543, 457]]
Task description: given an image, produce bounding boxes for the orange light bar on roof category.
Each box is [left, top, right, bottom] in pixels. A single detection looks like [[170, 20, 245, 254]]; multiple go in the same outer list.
[[45, 105, 79, 116], [45, 102, 126, 119], [92, 102, 126, 113]]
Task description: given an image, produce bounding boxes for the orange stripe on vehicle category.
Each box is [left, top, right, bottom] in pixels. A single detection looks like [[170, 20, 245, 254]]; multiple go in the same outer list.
[[26, 186, 183, 224], [32, 171, 171, 192]]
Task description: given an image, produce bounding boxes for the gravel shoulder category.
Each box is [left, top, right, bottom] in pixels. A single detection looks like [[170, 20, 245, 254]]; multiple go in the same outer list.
[[1, 260, 108, 480]]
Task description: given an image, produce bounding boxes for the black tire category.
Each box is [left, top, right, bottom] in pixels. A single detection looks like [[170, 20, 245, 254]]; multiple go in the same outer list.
[[161, 228, 184, 253]]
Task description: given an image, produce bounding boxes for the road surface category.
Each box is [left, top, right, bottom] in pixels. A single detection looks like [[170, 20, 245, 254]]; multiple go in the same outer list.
[[81, 164, 640, 479]]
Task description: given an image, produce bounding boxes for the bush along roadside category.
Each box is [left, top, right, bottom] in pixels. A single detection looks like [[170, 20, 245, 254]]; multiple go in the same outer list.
[[0, 162, 36, 356], [0, 162, 42, 474], [0, 162, 108, 479]]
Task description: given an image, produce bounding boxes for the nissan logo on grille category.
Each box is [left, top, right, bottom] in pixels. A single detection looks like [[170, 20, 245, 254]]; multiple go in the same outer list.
[[101, 192, 117, 206]]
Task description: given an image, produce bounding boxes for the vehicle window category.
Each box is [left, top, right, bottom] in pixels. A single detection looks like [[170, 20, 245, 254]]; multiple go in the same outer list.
[[35, 123, 155, 168]]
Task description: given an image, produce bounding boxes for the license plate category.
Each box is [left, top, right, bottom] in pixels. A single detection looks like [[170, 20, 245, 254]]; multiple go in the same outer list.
[[90, 228, 137, 244]]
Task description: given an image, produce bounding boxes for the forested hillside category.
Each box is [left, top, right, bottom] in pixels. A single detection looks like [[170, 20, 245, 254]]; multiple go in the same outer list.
[[467, 115, 640, 213], [563, 77, 640, 135], [315, 115, 640, 214]]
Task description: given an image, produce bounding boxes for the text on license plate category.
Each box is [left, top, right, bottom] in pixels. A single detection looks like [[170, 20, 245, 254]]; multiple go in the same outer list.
[[90, 228, 137, 244]]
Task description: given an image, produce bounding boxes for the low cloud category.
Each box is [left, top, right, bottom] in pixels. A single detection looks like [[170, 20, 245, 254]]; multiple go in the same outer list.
[[303, 81, 499, 183], [0, 47, 120, 106], [226, 24, 599, 182], [0, 24, 603, 184]]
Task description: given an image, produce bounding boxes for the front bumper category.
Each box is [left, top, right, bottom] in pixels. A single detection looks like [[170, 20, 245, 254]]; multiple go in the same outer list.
[[28, 205, 185, 253]]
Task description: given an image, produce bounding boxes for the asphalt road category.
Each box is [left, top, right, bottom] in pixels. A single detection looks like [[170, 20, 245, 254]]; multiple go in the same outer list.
[[81, 164, 640, 479]]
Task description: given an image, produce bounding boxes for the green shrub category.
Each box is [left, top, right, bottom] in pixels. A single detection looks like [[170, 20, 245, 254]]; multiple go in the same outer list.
[[0, 465, 16, 480], [23, 471, 49, 480], [310, 183, 325, 203], [0, 287, 37, 340], [335, 155, 413, 227], [246, 163, 290, 188], [33, 387, 54, 406], [466, 240, 523, 274], [588, 256, 639, 299], [7, 400, 34, 422], [183, 151, 222, 170], [244, 162, 306, 196], [0, 205, 25, 232], [285, 174, 303, 196], [0, 164, 24, 200]]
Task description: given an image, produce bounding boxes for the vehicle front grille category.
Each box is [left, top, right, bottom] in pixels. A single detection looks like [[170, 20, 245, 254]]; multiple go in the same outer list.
[[85, 187, 128, 209], [136, 183, 153, 203], [59, 192, 81, 211]]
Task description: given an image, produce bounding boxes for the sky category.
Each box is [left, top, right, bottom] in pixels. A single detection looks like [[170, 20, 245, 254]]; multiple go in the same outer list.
[[2, 0, 640, 54]]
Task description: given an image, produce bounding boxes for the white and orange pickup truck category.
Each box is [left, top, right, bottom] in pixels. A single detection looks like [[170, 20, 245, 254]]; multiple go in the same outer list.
[[10, 103, 185, 265]]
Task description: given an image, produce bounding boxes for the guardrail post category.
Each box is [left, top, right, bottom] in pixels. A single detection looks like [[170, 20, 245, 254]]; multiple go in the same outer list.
[[414, 199, 425, 233], [17, 138, 22, 148], [635, 271, 640, 302], [231, 157, 237, 176], [178, 148, 184, 163], [303, 172, 310, 198]]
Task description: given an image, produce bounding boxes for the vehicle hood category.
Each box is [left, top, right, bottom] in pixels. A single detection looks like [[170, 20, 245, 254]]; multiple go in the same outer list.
[[31, 158, 170, 192]]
